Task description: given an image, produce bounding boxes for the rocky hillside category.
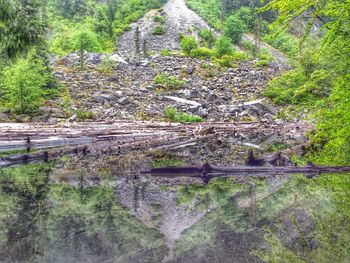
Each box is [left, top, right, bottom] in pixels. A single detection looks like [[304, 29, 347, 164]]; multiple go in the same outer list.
[[117, 0, 212, 58], [10, 0, 289, 125], [44, 53, 281, 124]]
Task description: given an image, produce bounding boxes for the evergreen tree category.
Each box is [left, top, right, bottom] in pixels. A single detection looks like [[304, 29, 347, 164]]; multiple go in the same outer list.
[[0, 0, 47, 62], [134, 26, 141, 62]]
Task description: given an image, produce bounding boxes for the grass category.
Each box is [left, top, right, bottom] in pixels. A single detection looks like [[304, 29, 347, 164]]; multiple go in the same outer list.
[[153, 15, 165, 24], [152, 25, 165, 35], [164, 107, 203, 122], [154, 73, 185, 89]]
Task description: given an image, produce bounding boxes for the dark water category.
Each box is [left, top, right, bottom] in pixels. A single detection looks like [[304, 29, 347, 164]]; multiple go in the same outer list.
[[0, 132, 349, 263]]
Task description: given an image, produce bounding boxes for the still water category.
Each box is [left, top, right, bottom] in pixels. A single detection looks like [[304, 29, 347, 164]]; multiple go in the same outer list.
[[0, 133, 349, 263]]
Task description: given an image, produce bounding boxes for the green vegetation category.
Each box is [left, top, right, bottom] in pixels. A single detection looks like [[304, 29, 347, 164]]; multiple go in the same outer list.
[[198, 29, 216, 48], [153, 14, 165, 24], [164, 106, 203, 122], [76, 109, 96, 120], [154, 73, 185, 89], [0, 50, 51, 114], [224, 15, 246, 43], [152, 25, 166, 35], [74, 30, 101, 69], [180, 35, 198, 56]]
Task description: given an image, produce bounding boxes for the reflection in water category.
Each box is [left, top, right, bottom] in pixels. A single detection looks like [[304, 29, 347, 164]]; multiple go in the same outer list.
[[0, 133, 349, 263]]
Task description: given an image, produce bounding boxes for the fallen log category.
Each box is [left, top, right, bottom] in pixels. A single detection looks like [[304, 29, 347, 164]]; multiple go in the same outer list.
[[143, 163, 350, 182]]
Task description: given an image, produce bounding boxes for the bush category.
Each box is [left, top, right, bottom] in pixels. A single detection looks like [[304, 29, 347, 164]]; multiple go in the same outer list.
[[154, 73, 185, 89], [154, 14, 165, 23], [152, 25, 165, 35], [235, 7, 254, 31], [198, 29, 216, 48], [214, 36, 233, 58], [255, 48, 273, 67], [164, 107, 203, 122], [191, 47, 214, 58], [160, 48, 172, 56], [224, 15, 246, 43], [0, 50, 51, 115], [97, 57, 116, 74], [180, 36, 198, 56], [215, 55, 236, 68], [76, 109, 96, 120]]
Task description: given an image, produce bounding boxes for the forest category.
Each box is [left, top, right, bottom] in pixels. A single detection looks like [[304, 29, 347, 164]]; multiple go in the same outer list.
[[0, 0, 349, 262]]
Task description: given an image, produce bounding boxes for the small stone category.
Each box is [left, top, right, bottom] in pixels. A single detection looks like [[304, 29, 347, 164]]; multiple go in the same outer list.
[[118, 97, 130, 105]]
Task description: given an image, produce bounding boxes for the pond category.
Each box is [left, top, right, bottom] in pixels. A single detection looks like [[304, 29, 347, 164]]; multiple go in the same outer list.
[[0, 133, 349, 263]]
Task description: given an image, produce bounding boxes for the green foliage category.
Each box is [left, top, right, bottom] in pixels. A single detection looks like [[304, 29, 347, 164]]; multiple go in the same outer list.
[[153, 14, 165, 24], [263, 31, 298, 57], [198, 29, 216, 48], [76, 109, 96, 120], [235, 6, 254, 31], [96, 57, 116, 75], [262, 0, 350, 165], [215, 55, 236, 68], [224, 15, 246, 43], [190, 47, 214, 58], [214, 36, 233, 58], [0, 50, 51, 114], [180, 36, 198, 56], [255, 48, 272, 67], [73, 30, 101, 68], [154, 73, 185, 89], [152, 25, 165, 35], [164, 106, 203, 123], [0, 0, 47, 61]]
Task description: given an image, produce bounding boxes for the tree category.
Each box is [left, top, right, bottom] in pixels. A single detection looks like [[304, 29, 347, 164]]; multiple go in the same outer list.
[[134, 26, 141, 60], [214, 36, 233, 58], [0, 50, 50, 114], [52, 0, 87, 19], [224, 15, 246, 43], [73, 30, 101, 69], [180, 36, 198, 56], [0, 0, 47, 62], [262, 0, 350, 164]]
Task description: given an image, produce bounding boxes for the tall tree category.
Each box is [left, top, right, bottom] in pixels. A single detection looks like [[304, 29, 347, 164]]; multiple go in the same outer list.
[[0, 0, 47, 62]]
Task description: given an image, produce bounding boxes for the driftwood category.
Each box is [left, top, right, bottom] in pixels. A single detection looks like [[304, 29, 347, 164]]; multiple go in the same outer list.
[[144, 163, 350, 183], [0, 121, 311, 168]]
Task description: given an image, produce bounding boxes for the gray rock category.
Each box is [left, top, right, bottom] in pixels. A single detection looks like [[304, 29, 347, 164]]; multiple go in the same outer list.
[[118, 97, 130, 105], [115, 91, 124, 98], [185, 66, 195, 75], [68, 114, 77, 122], [93, 92, 117, 103], [47, 118, 59, 125]]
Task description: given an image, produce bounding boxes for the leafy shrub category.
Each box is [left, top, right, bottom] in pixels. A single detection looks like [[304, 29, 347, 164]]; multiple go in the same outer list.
[[97, 57, 116, 75], [154, 73, 185, 89], [255, 48, 273, 67], [235, 7, 254, 31], [152, 25, 165, 35], [0, 50, 51, 115], [76, 109, 96, 120], [198, 29, 216, 48], [180, 36, 198, 56], [160, 48, 172, 56], [178, 32, 185, 40], [215, 55, 236, 68], [263, 70, 307, 105], [164, 106, 177, 120], [214, 36, 233, 58], [263, 31, 298, 57], [154, 14, 165, 23], [191, 47, 214, 58], [164, 107, 203, 122], [224, 15, 246, 43]]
